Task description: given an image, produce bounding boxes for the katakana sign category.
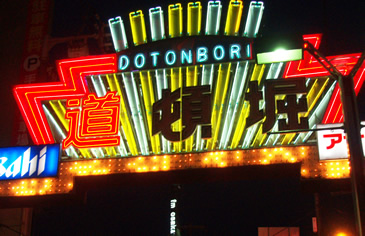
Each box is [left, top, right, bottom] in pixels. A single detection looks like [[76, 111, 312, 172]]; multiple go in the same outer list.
[[317, 123, 365, 160]]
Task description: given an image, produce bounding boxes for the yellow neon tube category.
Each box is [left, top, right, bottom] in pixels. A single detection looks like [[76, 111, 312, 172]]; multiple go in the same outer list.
[[129, 10, 147, 46], [245, 64, 266, 147], [187, 2, 202, 36], [49, 101, 68, 131], [307, 78, 329, 114], [231, 101, 249, 148], [281, 78, 329, 145], [224, 0, 243, 36], [251, 124, 264, 147], [105, 147, 117, 157], [168, 4, 183, 38], [251, 64, 266, 85], [231, 64, 265, 148]]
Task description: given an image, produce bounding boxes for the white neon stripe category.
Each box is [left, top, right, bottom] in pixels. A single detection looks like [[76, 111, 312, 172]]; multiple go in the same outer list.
[[220, 61, 249, 149], [43, 105, 78, 158], [123, 73, 149, 155]]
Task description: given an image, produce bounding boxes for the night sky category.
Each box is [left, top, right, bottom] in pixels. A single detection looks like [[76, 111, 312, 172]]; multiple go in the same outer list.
[[0, 0, 364, 235]]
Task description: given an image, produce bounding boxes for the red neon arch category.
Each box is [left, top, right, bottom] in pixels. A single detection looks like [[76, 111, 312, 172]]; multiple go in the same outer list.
[[13, 55, 117, 145]]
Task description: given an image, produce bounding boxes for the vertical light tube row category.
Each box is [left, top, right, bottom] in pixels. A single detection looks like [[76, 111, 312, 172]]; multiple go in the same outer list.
[[243, 63, 267, 148], [91, 75, 107, 97], [140, 71, 161, 154], [219, 61, 249, 149], [170, 68, 183, 152], [155, 69, 171, 153], [107, 74, 138, 155], [185, 66, 199, 152], [122, 72, 149, 155], [208, 63, 232, 150], [293, 79, 334, 144], [231, 63, 265, 148], [43, 104, 79, 158]]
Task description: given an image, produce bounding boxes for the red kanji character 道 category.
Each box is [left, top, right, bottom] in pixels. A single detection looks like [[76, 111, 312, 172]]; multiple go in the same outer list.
[[62, 91, 121, 149]]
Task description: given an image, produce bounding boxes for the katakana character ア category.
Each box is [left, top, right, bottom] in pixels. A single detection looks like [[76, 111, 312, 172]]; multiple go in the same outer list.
[[323, 133, 344, 150]]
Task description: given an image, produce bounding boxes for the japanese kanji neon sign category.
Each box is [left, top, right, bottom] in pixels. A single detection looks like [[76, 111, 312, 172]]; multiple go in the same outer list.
[[63, 92, 121, 149], [152, 85, 212, 141], [12, 34, 365, 150], [245, 77, 309, 133]]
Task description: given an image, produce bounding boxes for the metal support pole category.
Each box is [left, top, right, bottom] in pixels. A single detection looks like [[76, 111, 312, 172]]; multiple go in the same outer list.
[[304, 41, 365, 235], [338, 74, 365, 236]]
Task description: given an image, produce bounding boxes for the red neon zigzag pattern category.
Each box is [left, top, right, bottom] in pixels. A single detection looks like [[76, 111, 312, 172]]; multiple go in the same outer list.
[[13, 55, 117, 145], [283, 33, 365, 124]]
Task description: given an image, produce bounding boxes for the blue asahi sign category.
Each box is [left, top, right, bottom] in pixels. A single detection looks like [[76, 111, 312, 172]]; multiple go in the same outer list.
[[0, 144, 60, 180]]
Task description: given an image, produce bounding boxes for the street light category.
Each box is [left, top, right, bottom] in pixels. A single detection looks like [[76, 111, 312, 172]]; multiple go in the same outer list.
[[256, 48, 302, 64], [255, 32, 303, 64], [254, 33, 365, 235]]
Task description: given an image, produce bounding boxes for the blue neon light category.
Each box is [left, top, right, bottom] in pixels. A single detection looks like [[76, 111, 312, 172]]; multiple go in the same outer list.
[[134, 53, 146, 69], [197, 47, 208, 63], [0, 144, 60, 180], [119, 55, 130, 70], [165, 50, 176, 65], [213, 45, 225, 60], [230, 44, 241, 59], [150, 51, 160, 67], [181, 49, 192, 64]]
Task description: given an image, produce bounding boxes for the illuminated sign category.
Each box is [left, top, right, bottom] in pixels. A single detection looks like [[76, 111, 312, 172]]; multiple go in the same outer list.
[[117, 36, 251, 71], [170, 199, 177, 235], [8, 0, 365, 192], [245, 77, 308, 133], [317, 123, 365, 160], [152, 85, 211, 141], [0, 144, 60, 180], [283, 34, 365, 124], [3, 0, 365, 202], [62, 92, 121, 149]]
